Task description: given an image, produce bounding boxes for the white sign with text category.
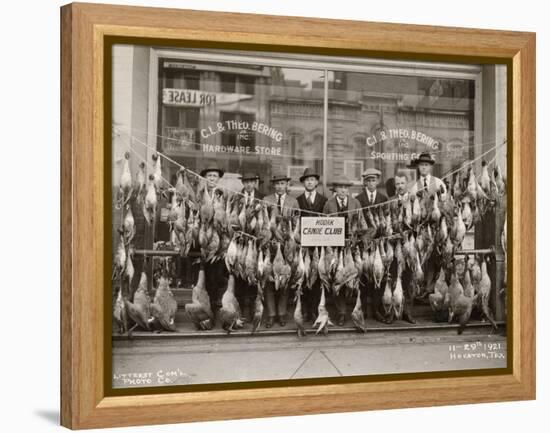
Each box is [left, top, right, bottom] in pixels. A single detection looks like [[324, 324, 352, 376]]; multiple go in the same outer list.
[[301, 217, 345, 247]]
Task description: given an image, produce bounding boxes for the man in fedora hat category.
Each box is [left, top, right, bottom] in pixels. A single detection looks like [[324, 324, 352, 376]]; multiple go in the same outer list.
[[296, 167, 328, 321], [234, 172, 265, 321], [263, 172, 299, 219], [322, 175, 362, 326], [409, 152, 446, 296], [263, 172, 299, 327], [409, 152, 447, 196], [355, 167, 388, 222], [297, 167, 327, 217], [239, 172, 264, 206], [355, 168, 390, 323]]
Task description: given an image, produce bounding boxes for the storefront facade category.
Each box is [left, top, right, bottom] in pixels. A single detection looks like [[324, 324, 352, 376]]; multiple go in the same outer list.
[[113, 46, 506, 197], [112, 46, 507, 319]]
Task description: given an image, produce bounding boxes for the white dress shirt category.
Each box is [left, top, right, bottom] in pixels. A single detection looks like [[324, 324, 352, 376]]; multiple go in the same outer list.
[[305, 190, 317, 205]]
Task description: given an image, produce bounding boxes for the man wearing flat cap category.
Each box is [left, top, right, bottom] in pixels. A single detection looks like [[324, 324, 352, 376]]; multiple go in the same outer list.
[[296, 167, 328, 321], [322, 175, 362, 326], [197, 166, 228, 321], [263, 172, 300, 327], [409, 152, 447, 196], [355, 167, 388, 222], [355, 168, 389, 323]]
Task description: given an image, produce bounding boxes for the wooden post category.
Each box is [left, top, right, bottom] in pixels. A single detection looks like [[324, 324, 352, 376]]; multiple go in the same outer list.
[[474, 198, 506, 321]]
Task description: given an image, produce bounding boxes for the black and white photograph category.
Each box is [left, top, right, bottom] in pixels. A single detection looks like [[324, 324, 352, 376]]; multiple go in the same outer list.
[[110, 45, 508, 389]]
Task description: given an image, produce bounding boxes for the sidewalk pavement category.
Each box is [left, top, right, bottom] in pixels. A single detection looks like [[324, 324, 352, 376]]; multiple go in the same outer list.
[[112, 326, 507, 388]]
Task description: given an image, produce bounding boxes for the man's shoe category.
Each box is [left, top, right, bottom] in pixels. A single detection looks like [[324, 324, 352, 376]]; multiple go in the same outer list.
[[338, 315, 346, 326], [265, 317, 273, 328]]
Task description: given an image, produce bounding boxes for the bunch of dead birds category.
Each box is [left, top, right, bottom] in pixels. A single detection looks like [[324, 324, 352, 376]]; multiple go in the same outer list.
[[113, 151, 506, 337]]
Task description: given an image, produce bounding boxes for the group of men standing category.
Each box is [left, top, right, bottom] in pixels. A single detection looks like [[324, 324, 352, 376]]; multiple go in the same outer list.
[[196, 151, 445, 329]]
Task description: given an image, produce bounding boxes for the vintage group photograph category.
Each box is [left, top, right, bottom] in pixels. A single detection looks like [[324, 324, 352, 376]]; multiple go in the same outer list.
[[110, 45, 508, 389]]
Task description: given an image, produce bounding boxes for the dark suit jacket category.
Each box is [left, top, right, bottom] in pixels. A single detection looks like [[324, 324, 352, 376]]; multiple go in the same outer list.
[[322, 195, 362, 216], [297, 191, 328, 217], [263, 193, 300, 218], [355, 189, 388, 220]]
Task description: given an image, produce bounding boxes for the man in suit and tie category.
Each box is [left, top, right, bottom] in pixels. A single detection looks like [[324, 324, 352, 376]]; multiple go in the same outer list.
[[355, 168, 389, 323], [408, 152, 446, 294], [389, 173, 410, 215], [388, 173, 416, 324], [235, 172, 264, 321], [355, 168, 388, 222], [263, 173, 300, 219], [239, 171, 264, 205], [322, 175, 362, 326], [263, 172, 300, 327], [296, 167, 328, 322], [296, 167, 327, 217]]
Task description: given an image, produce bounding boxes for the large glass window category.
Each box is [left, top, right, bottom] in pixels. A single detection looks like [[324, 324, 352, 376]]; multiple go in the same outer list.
[[156, 60, 325, 197], [327, 71, 476, 196]]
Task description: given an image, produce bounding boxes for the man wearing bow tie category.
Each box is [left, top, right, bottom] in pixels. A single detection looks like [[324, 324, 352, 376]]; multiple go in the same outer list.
[[296, 167, 328, 322]]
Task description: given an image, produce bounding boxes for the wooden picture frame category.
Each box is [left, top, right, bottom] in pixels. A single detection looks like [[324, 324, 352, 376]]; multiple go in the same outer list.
[[60, 2, 535, 429]]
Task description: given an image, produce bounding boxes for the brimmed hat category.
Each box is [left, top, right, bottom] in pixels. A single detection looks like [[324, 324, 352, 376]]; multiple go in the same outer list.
[[239, 172, 261, 182], [270, 172, 291, 183], [330, 175, 353, 187], [299, 167, 320, 182], [200, 166, 225, 178], [411, 152, 436, 166], [362, 168, 382, 179]]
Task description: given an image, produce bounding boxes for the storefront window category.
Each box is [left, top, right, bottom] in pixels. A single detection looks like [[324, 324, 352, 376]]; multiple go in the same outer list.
[[156, 60, 325, 196], [327, 71, 476, 196]]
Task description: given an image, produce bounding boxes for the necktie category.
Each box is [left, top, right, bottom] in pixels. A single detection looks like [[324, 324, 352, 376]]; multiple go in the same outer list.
[[277, 194, 282, 211], [308, 192, 314, 206], [424, 177, 428, 190], [369, 192, 374, 203], [339, 198, 346, 210]]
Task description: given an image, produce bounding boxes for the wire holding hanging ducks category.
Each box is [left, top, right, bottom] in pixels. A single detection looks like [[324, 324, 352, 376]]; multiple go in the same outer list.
[[112, 140, 506, 338]]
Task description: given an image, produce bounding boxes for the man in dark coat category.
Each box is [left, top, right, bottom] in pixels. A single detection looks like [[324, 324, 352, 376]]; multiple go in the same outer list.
[[355, 168, 389, 323], [296, 167, 327, 322], [322, 175, 362, 326], [355, 168, 389, 222], [387, 173, 416, 324], [235, 172, 264, 321], [263, 173, 300, 327], [239, 172, 264, 205]]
